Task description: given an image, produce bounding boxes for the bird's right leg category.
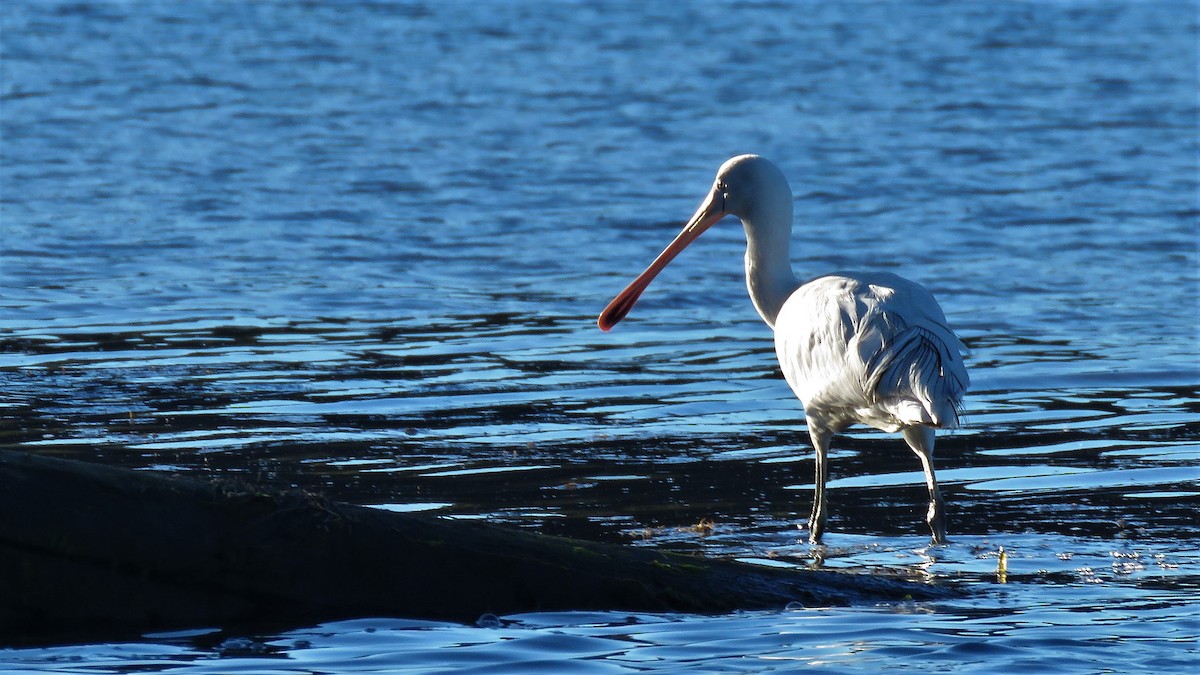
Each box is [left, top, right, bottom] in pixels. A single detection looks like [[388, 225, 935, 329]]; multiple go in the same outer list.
[[902, 425, 947, 545], [806, 421, 832, 544]]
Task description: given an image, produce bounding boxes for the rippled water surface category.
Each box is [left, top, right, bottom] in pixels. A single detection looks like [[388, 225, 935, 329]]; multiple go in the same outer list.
[[2, 0, 1198, 672]]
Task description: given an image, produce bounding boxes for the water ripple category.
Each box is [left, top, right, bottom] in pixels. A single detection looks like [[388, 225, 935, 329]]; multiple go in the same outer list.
[[1, 0, 1197, 669]]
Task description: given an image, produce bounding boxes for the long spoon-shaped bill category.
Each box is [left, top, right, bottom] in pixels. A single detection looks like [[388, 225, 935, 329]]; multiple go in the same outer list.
[[598, 189, 725, 331]]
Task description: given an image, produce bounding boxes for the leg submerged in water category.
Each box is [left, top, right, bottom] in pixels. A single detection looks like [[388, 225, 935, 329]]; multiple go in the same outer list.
[[806, 422, 832, 544], [903, 425, 946, 544]]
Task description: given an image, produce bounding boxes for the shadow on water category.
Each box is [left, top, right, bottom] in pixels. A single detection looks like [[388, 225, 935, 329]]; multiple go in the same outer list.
[[2, 315, 1197, 553]]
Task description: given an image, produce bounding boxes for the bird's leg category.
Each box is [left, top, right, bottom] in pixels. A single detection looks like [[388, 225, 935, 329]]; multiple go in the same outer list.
[[902, 425, 946, 544], [806, 422, 832, 544]]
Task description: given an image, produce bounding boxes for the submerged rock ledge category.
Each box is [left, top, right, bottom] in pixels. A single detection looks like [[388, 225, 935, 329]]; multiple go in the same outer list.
[[0, 449, 955, 643]]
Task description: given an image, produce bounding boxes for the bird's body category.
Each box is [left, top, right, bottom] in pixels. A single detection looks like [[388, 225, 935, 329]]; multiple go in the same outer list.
[[599, 155, 968, 544], [775, 271, 967, 434]]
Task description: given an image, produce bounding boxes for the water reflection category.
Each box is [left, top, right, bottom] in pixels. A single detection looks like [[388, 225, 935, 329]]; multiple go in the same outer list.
[[3, 315, 1196, 550]]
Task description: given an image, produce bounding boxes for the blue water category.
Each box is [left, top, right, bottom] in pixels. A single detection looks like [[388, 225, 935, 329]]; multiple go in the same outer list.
[[2, 0, 1198, 672]]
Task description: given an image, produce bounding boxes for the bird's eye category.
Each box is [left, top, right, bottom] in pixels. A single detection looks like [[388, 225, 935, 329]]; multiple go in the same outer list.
[[716, 181, 728, 194]]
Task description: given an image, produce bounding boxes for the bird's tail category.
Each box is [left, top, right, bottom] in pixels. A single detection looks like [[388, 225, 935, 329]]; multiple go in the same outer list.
[[868, 324, 969, 429]]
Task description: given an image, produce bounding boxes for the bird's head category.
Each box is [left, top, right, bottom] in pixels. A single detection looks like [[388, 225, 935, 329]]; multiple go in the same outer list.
[[710, 154, 792, 224], [597, 154, 791, 331]]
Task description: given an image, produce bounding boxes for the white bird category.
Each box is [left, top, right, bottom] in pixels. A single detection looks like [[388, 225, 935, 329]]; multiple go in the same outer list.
[[598, 154, 969, 544]]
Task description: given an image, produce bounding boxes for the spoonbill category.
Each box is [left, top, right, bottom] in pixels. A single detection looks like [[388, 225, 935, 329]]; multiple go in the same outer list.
[[598, 155, 968, 544]]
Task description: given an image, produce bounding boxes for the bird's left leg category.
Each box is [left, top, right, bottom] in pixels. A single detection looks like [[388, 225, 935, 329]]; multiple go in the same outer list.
[[902, 425, 946, 545], [805, 420, 832, 544]]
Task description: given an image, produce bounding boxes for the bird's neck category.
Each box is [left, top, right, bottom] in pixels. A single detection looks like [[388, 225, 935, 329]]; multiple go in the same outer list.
[[742, 213, 799, 330]]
